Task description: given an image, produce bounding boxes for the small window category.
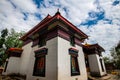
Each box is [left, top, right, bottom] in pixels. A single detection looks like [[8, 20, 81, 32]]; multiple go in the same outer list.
[[71, 56, 80, 76], [39, 36, 46, 47], [69, 48, 80, 76], [33, 56, 46, 77], [100, 59, 104, 72], [33, 48, 48, 77], [70, 36, 75, 46]]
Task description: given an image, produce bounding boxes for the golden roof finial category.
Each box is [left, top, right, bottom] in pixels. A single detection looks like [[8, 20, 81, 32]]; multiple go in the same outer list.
[[84, 42, 91, 46]]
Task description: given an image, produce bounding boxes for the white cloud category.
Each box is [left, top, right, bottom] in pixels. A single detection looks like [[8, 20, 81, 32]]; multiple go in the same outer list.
[[0, 0, 39, 32], [80, 21, 120, 56], [100, 0, 120, 20], [0, 0, 120, 57], [58, 0, 95, 24], [9, 0, 37, 13], [0, 0, 96, 31], [37, 0, 95, 24]]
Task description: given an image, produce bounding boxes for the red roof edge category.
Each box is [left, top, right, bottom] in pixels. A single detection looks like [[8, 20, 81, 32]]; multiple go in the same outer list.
[[20, 11, 88, 41], [58, 14, 88, 38], [20, 14, 52, 40], [83, 43, 105, 52]]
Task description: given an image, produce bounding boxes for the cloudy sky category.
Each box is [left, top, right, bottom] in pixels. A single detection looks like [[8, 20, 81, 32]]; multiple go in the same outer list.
[[0, 0, 120, 57]]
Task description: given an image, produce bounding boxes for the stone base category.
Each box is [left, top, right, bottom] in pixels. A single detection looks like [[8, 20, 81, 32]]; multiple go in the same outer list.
[[90, 72, 101, 77]]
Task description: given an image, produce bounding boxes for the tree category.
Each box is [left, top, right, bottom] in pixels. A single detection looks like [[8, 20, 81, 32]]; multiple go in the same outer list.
[[110, 41, 120, 69], [5, 29, 23, 49], [0, 28, 24, 66], [0, 28, 8, 48], [0, 28, 8, 66], [103, 56, 111, 64]]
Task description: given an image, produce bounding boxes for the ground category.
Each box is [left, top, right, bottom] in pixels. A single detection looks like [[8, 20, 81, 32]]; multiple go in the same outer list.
[[88, 70, 120, 80], [0, 74, 26, 80], [0, 70, 120, 80], [0, 74, 120, 80]]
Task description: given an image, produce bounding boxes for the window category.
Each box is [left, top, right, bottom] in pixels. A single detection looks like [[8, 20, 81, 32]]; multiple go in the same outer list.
[[33, 56, 45, 77], [69, 48, 80, 76], [33, 48, 48, 77], [100, 58, 104, 72], [70, 36, 75, 46], [39, 36, 46, 47], [71, 56, 80, 76]]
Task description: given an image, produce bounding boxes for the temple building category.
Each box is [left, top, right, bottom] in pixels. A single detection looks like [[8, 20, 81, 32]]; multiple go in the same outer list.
[[3, 11, 106, 80], [83, 43, 106, 77]]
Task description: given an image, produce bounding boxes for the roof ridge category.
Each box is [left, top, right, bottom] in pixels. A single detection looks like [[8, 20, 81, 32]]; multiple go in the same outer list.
[[40, 14, 52, 25]]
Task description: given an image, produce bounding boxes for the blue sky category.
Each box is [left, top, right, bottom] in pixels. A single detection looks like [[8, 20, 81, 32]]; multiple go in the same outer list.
[[0, 0, 120, 57]]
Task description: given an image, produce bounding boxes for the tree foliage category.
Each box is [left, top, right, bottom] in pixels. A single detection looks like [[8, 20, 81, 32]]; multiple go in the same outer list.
[[0, 28, 24, 66], [110, 41, 120, 69], [0, 28, 8, 48], [103, 56, 111, 64], [5, 29, 24, 49]]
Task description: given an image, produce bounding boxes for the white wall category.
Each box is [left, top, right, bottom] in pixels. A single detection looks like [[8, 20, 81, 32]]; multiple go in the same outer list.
[[4, 57, 20, 74], [19, 42, 33, 75], [2, 42, 33, 75], [58, 37, 87, 80], [26, 37, 58, 80], [88, 54, 100, 73], [98, 57, 106, 76], [4, 36, 87, 80], [26, 37, 87, 80], [88, 54, 106, 76]]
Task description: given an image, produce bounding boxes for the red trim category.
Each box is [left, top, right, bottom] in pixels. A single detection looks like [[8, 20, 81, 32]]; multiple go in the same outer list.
[[7, 48, 23, 57], [46, 29, 58, 41], [75, 38, 82, 46], [34, 48, 46, 53], [32, 39, 39, 47], [20, 14, 52, 40], [31, 26, 83, 47], [59, 15, 88, 38], [58, 29, 70, 41], [83, 44, 105, 52], [9, 48, 23, 52], [10, 52, 22, 57], [27, 14, 60, 38], [83, 43, 105, 55], [20, 12, 88, 40], [69, 47, 79, 52], [58, 28, 83, 46], [69, 48, 79, 57], [23, 39, 32, 46]]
